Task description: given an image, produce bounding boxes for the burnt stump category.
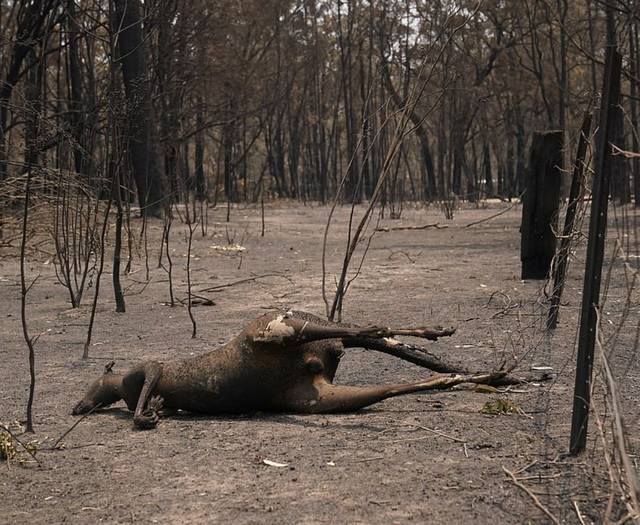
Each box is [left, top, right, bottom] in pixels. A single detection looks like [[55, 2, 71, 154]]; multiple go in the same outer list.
[[520, 130, 563, 280]]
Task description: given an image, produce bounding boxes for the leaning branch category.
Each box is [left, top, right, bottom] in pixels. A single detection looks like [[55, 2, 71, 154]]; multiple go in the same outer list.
[[465, 194, 523, 228], [376, 223, 447, 233], [197, 273, 293, 293]]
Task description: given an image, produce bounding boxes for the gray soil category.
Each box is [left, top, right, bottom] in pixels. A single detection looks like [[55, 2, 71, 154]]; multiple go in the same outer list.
[[1, 202, 638, 524]]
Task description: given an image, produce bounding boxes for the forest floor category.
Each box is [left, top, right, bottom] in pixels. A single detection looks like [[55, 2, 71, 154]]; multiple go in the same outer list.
[[1, 201, 639, 524]]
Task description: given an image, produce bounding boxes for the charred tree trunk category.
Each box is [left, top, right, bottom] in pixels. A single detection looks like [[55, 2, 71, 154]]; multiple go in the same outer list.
[[505, 134, 514, 198], [194, 98, 205, 200], [223, 97, 237, 202], [521, 130, 563, 280], [515, 120, 526, 195], [483, 141, 493, 197], [24, 49, 42, 172], [337, 0, 361, 203], [610, 104, 629, 203], [380, 60, 437, 199], [112, 0, 164, 215], [157, 8, 176, 201], [0, 0, 59, 181], [66, 0, 87, 176], [604, 8, 628, 205], [631, 21, 640, 207]]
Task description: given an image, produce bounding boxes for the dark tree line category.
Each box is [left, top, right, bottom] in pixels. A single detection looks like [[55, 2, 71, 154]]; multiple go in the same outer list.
[[1, 0, 640, 212]]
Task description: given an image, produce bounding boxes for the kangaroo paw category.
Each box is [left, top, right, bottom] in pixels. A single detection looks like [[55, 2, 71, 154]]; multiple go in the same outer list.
[[133, 412, 159, 430], [147, 394, 164, 414], [133, 395, 164, 430]]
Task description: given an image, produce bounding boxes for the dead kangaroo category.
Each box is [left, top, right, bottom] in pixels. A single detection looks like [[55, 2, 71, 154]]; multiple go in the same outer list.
[[73, 310, 507, 429]]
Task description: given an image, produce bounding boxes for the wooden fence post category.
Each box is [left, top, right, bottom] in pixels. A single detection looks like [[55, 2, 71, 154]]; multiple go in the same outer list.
[[569, 46, 622, 455]]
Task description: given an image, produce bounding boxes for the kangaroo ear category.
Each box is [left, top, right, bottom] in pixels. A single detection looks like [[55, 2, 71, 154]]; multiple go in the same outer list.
[[104, 361, 115, 374]]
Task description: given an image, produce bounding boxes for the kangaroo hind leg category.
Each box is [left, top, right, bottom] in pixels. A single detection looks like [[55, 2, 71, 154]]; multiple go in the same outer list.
[[285, 371, 505, 414]]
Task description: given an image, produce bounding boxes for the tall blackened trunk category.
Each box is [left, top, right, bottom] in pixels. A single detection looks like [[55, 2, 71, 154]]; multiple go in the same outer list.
[[223, 97, 236, 202], [497, 163, 503, 198], [24, 49, 42, 172], [308, 0, 328, 202], [194, 97, 206, 200], [416, 127, 437, 200], [0, 0, 59, 181], [610, 104, 629, 203], [380, 59, 436, 199], [556, 0, 568, 142], [631, 22, 640, 207], [112, 0, 164, 215], [66, 0, 87, 176], [586, 0, 598, 94], [605, 6, 629, 203], [156, 1, 183, 201], [515, 120, 526, 195], [337, 0, 361, 203], [483, 141, 493, 196], [505, 134, 514, 197], [359, 44, 372, 199], [287, 88, 306, 200], [451, 92, 464, 197]]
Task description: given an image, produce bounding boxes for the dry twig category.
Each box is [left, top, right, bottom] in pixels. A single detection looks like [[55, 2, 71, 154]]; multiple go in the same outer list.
[[502, 466, 560, 525], [51, 404, 102, 450], [376, 223, 446, 232], [197, 273, 292, 293], [465, 194, 524, 228]]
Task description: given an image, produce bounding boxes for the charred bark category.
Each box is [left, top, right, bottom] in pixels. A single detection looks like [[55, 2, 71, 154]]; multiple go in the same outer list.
[[521, 131, 563, 280], [0, 0, 59, 180], [112, 0, 164, 215]]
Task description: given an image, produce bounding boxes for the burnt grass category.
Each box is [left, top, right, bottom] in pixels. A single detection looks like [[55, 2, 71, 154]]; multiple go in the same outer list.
[[1, 202, 638, 524]]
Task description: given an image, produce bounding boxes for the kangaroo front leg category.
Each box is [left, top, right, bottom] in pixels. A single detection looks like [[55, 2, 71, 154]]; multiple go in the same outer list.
[[121, 362, 163, 430]]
